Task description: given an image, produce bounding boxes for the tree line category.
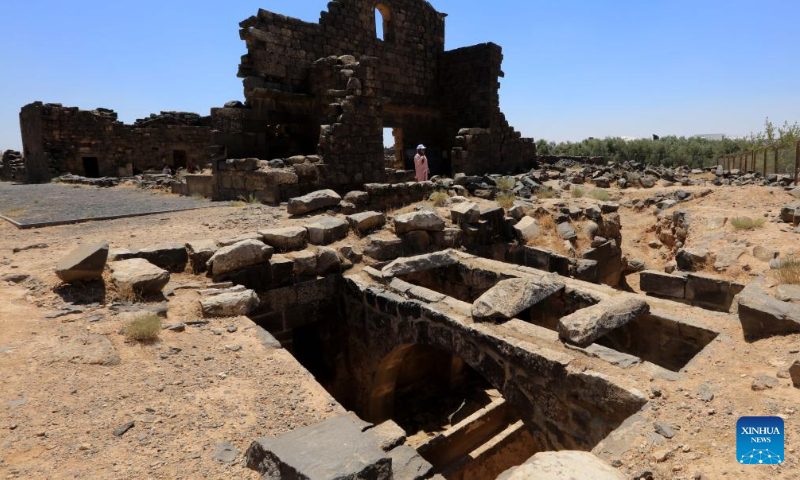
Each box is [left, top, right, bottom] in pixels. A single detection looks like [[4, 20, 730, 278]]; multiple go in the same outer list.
[[536, 118, 800, 171]]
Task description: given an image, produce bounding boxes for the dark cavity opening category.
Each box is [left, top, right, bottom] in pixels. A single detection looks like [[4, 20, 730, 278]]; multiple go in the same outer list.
[[82, 157, 100, 178], [398, 263, 717, 372]]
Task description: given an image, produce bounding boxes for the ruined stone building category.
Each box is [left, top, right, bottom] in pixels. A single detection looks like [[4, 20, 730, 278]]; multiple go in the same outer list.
[[221, 0, 535, 190], [19, 0, 536, 189], [19, 103, 213, 182]]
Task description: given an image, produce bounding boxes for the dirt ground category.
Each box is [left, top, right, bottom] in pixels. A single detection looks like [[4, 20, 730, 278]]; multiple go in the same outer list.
[[0, 204, 342, 479], [1, 183, 800, 479]]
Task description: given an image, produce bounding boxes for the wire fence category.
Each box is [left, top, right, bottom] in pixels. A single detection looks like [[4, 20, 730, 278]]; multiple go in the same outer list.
[[720, 141, 799, 184]]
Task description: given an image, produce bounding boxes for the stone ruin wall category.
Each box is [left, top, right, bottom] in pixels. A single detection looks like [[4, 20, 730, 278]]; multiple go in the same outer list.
[[441, 44, 536, 175], [20, 102, 213, 182], [229, 0, 535, 184], [0, 150, 25, 181], [18, 0, 537, 189]]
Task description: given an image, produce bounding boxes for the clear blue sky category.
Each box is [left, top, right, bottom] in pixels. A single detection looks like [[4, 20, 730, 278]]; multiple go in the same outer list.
[[1, 0, 799, 152]]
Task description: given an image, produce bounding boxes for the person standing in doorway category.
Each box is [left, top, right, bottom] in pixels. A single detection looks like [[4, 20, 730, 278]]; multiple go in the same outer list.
[[414, 144, 429, 182]]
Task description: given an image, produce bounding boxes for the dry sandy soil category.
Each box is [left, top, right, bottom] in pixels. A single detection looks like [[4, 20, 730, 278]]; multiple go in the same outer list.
[[1, 183, 799, 479]]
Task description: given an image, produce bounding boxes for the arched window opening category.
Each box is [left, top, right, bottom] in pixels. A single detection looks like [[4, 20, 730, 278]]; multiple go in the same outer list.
[[375, 4, 393, 42]]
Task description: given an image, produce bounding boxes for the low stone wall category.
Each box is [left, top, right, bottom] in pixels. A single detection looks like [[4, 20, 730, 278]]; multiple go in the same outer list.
[[640, 270, 745, 312], [212, 157, 421, 204], [250, 275, 341, 349]]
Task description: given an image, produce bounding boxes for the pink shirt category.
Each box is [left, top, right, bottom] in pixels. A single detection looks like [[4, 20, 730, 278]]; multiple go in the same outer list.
[[414, 154, 429, 182]]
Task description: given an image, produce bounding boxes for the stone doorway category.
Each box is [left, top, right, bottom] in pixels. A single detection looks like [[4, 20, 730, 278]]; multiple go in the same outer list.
[[82, 157, 100, 178], [172, 150, 187, 170]]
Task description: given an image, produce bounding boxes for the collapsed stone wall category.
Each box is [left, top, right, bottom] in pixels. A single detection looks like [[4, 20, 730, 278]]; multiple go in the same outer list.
[[19, 102, 213, 182], [0, 150, 25, 181], [213, 155, 431, 206], [231, 0, 535, 180], [441, 44, 536, 175]]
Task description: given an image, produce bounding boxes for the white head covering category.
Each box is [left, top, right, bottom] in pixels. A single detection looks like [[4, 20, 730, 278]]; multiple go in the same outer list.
[[417, 144, 426, 150]]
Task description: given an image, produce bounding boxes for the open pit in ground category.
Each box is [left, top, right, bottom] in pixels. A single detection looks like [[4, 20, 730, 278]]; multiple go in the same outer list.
[[2, 173, 800, 479]]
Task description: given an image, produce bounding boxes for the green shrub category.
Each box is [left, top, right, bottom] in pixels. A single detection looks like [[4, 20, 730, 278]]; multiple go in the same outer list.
[[731, 217, 766, 231], [571, 186, 585, 198], [237, 193, 260, 205], [125, 314, 161, 343]]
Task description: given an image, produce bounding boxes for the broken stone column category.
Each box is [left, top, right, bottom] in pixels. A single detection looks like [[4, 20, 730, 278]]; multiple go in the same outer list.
[[557, 297, 650, 347], [472, 275, 565, 321], [55, 242, 109, 282]]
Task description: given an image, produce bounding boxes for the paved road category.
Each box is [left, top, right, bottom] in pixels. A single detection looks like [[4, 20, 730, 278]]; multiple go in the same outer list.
[[0, 182, 216, 228]]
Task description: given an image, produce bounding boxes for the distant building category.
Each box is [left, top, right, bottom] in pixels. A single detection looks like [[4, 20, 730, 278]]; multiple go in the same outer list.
[[693, 134, 726, 141]]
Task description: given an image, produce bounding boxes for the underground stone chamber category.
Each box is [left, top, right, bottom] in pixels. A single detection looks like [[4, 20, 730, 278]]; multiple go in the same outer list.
[[397, 260, 718, 372], [244, 253, 666, 477]]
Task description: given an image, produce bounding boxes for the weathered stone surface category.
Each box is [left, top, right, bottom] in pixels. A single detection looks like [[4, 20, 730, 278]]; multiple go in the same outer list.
[[50, 335, 120, 366], [472, 275, 565, 321], [364, 421, 407, 452], [557, 222, 577, 241], [388, 445, 433, 480], [394, 211, 446, 234], [513, 216, 540, 243], [364, 236, 404, 261], [639, 270, 686, 299], [260, 227, 308, 251], [110, 243, 188, 273], [55, 242, 109, 282], [431, 228, 464, 248], [676, 247, 715, 271], [245, 415, 392, 480], [776, 284, 800, 304], [401, 230, 431, 254], [287, 189, 342, 215], [714, 245, 746, 270], [211, 441, 240, 464], [498, 451, 624, 480], [315, 247, 342, 276], [738, 284, 800, 339], [347, 211, 386, 234], [790, 360, 800, 388], [306, 217, 349, 245], [382, 251, 457, 278], [685, 273, 743, 311], [290, 250, 317, 278], [186, 240, 220, 274], [110, 259, 170, 294], [450, 202, 480, 224], [200, 289, 259, 318], [558, 297, 650, 347], [753, 246, 779, 262], [207, 239, 273, 277]]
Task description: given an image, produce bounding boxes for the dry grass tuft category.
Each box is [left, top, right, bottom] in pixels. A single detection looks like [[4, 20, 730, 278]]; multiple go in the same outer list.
[[537, 187, 556, 199], [112, 284, 142, 303], [429, 191, 450, 207], [495, 176, 517, 191], [730, 217, 766, 231], [537, 213, 556, 231], [496, 192, 516, 209], [774, 257, 800, 285], [625, 172, 640, 184], [571, 186, 585, 198], [125, 314, 162, 343]]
